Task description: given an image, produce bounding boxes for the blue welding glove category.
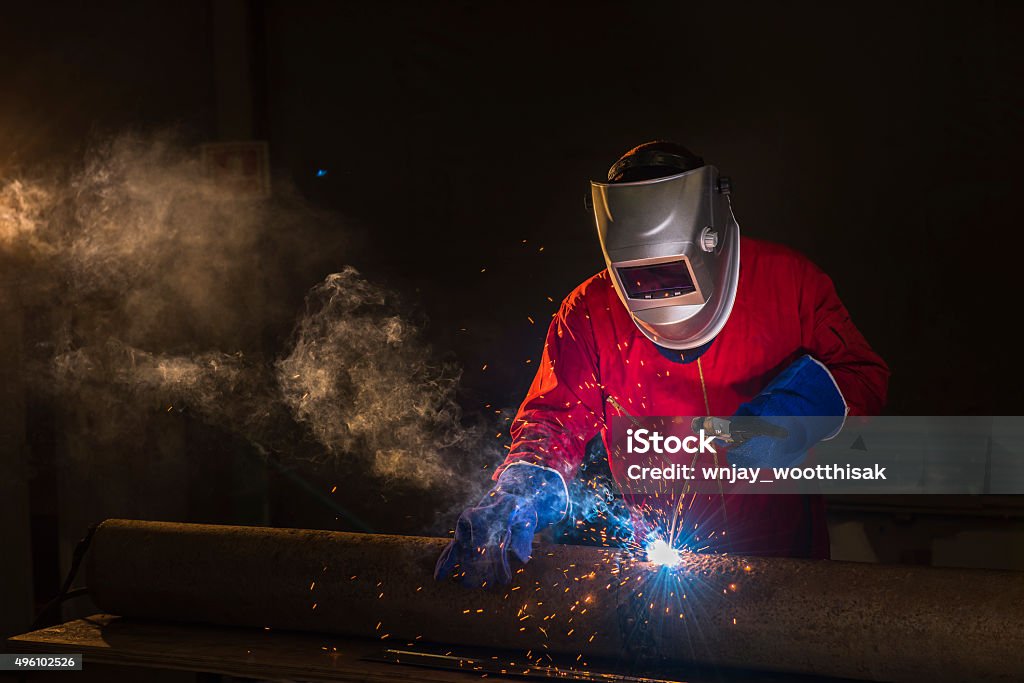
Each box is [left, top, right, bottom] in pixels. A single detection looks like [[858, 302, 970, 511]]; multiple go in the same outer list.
[[727, 355, 847, 469], [434, 463, 568, 588]]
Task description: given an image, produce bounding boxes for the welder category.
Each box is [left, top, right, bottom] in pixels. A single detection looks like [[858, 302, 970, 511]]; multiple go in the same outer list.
[[436, 141, 889, 587]]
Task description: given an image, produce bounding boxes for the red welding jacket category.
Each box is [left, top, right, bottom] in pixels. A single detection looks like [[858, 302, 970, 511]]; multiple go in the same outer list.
[[497, 238, 889, 559]]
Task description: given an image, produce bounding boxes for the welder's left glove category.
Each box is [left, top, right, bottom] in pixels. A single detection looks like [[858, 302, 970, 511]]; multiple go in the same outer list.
[[727, 355, 847, 468], [434, 463, 568, 588]]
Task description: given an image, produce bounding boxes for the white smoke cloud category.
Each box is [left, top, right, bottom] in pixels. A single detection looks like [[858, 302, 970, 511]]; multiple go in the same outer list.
[[0, 134, 501, 506], [277, 268, 473, 487]]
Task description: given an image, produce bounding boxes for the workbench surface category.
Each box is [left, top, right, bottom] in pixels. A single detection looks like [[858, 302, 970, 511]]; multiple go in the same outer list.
[[7, 614, 858, 683], [7, 614, 524, 682]]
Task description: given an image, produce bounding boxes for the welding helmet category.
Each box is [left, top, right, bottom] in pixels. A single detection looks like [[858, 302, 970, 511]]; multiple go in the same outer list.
[[590, 145, 740, 351]]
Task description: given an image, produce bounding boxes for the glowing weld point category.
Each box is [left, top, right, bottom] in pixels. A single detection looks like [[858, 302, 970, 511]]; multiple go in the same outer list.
[[646, 539, 681, 567], [316, 169, 328, 177]]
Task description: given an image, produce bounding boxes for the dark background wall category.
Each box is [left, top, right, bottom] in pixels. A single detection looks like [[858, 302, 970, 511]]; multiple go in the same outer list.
[[4, 0, 1021, 414], [262, 0, 1022, 415], [1, 0, 1022, 636]]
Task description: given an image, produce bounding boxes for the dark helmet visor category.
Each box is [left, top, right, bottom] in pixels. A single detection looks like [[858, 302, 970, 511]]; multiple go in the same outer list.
[[617, 260, 696, 300]]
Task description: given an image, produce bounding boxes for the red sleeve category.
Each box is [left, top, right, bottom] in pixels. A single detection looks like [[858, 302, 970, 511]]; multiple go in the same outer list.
[[799, 260, 890, 415], [495, 290, 606, 484]]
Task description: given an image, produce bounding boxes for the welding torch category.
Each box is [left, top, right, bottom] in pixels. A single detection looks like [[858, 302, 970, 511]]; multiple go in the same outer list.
[[691, 416, 789, 446]]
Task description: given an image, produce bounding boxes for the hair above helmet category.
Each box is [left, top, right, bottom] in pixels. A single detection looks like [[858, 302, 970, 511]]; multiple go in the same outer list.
[[592, 141, 741, 351], [607, 141, 705, 183]]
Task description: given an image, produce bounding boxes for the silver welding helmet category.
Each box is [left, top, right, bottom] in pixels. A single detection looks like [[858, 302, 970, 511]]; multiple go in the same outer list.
[[591, 165, 740, 351]]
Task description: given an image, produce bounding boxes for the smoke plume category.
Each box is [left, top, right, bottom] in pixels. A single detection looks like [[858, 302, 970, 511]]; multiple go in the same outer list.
[[277, 268, 474, 486], [0, 134, 499, 518]]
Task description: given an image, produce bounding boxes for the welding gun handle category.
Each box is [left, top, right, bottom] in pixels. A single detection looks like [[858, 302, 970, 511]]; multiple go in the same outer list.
[[729, 416, 790, 444], [693, 416, 790, 445], [691, 416, 733, 439]]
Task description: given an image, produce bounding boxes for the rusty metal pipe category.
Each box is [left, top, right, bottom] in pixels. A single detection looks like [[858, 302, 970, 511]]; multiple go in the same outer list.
[[86, 519, 1023, 682]]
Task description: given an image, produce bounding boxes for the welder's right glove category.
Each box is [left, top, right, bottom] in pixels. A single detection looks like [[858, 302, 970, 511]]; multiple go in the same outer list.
[[434, 463, 568, 588]]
